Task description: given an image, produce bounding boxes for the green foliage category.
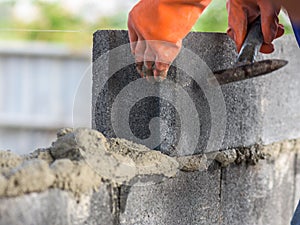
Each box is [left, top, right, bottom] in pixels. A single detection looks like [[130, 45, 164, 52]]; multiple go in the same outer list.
[[96, 13, 128, 30], [193, 0, 292, 34], [0, 0, 293, 48], [17, 2, 83, 43], [193, 0, 228, 32], [0, 1, 128, 47]]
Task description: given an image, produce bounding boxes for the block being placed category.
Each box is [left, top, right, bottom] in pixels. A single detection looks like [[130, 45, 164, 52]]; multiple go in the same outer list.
[[92, 31, 300, 156]]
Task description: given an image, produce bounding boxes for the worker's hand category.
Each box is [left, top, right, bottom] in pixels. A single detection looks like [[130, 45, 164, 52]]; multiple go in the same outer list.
[[272, 0, 300, 21], [226, 0, 284, 53], [128, 0, 210, 81]]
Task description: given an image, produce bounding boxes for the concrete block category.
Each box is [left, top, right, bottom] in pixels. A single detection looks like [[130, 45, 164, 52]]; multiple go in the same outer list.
[[0, 186, 114, 225], [119, 165, 221, 225], [83, 185, 116, 225], [259, 38, 300, 145], [92, 31, 300, 156], [92, 31, 237, 156], [220, 151, 295, 225], [120, 140, 299, 225], [0, 129, 299, 224]]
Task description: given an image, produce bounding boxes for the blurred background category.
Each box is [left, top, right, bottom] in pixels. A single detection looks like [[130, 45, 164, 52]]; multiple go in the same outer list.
[[0, 0, 292, 154]]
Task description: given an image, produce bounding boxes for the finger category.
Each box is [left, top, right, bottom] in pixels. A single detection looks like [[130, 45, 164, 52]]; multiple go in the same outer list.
[[226, 27, 235, 42], [227, 5, 248, 53], [276, 23, 284, 39], [143, 44, 156, 62], [144, 61, 154, 70], [260, 43, 274, 54], [127, 17, 138, 54], [153, 62, 169, 82], [135, 39, 146, 62], [134, 40, 146, 77], [152, 40, 181, 81], [258, 1, 281, 44], [142, 62, 155, 83], [144, 61, 154, 81], [143, 44, 156, 80], [136, 62, 144, 77]]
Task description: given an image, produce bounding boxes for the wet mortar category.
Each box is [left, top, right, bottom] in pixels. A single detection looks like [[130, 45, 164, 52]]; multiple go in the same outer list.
[[0, 128, 298, 199]]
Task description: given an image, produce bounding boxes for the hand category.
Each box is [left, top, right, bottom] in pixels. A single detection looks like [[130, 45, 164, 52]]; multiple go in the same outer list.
[[128, 0, 210, 81], [272, 0, 300, 21], [226, 0, 284, 53]]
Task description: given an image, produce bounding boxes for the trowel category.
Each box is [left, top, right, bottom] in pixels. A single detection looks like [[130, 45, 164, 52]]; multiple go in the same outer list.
[[211, 17, 288, 85]]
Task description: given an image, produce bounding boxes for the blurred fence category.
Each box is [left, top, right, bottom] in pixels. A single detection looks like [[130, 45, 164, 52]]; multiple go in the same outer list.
[[0, 42, 91, 154]]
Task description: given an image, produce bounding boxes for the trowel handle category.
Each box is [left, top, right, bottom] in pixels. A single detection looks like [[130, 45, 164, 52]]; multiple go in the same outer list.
[[236, 16, 264, 64]]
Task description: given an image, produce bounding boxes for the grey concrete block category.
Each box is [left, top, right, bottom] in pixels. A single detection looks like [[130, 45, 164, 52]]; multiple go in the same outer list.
[[120, 142, 299, 225], [92, 31, 300, 156], [0, 186, 114, 225], [92, 31, 237, 156], [259, 37, 300, 145], [0, 136, 299, 225], [119, 164, 221, 225], [84, 185, 116, 225], [220, 151, 296, 225]]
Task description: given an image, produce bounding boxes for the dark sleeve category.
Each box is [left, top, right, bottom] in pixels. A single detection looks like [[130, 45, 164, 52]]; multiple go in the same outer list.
[[291, 19, 300, 47], [291, 200, 300, 225]]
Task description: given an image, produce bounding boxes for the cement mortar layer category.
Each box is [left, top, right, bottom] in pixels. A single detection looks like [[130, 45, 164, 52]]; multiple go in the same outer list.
[[0, 128, 299, 198]]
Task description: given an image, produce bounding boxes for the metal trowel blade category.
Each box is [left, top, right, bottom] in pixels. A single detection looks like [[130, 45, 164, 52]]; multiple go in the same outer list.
[[210, 59, 288, 85]]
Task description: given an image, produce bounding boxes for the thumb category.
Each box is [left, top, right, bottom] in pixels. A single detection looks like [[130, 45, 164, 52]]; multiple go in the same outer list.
[[226, 1, 248, 52], [258, 1, 281, 45]]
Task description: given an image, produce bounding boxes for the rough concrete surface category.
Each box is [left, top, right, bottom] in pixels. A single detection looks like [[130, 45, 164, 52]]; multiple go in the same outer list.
[[92, 31, 300, 156], [220, 141, 297, 225], [0, 128, 179, 198], [0, 128, 181, 225], [0, 187, 114, 225], [92, 31, 236, 156], [119, 166, 221, 225], [0, 128, 299, 225], [120, 139, 300, 225], [1, 31, 299, 225]]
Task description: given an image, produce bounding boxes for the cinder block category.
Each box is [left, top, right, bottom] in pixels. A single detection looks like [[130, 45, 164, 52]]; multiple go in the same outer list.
[[120, 141, 298, 225], [92, 31, 300, 156], [0, 186, 115, 225], [119, 165, 221, 225], [220, 152, 295, 225], [0, 130, 299, 225], [259, 37, 300, 145]]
